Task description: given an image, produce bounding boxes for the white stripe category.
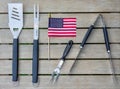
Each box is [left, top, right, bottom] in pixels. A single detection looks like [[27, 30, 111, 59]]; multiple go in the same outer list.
[[63, 25, 76, 27], [63, 22, 76, 24]]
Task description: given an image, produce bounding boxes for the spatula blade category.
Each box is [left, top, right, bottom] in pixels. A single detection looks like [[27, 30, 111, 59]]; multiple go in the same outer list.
[[8, 3, 23, 38]]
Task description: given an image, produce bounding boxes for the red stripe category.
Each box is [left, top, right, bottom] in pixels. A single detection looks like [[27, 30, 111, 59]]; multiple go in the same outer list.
[[63, 18, 76, 22], [64, 18, 76, 19], [48, 35, 76, 37], [63, 18, 76, 20], [63, 20, 76, 22], [63, 19, 76, 22]]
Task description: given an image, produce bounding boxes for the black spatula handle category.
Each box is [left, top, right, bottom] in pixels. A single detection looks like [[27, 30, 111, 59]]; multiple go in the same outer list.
[[12, 38, 19, 81]]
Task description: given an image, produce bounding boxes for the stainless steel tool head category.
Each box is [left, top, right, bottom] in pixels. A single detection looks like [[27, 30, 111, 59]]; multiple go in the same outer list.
[[92, 14, 101, 26], [33, 4, 39, 40], [49, 67, 60, 84], [8, 3, 23, 39], [34, 4, 39, 28], [99, 14, 106, 27]]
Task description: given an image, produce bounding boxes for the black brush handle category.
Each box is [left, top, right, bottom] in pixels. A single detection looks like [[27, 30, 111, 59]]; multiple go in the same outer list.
[[103, 26, 110, 52], [80, 25, 94, 47], [12, 38, 19, 81], [61, 40, 73, 60], [32, 40, 39, 83]]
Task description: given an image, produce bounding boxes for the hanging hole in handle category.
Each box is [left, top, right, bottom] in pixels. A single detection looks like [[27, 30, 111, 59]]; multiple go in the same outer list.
[[68, 40, 73, 45]]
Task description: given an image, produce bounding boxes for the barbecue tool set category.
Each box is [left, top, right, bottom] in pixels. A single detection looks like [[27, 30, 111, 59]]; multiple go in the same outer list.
[[7, 3, 117, 86]]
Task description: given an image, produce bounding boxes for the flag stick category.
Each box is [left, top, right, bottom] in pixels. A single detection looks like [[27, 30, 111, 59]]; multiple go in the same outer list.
[[48, 13, 51, 60], [48, 37, 50, 60]]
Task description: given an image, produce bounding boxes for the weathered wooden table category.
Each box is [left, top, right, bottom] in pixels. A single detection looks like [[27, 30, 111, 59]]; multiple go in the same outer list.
[[0, 0, 120, 89]]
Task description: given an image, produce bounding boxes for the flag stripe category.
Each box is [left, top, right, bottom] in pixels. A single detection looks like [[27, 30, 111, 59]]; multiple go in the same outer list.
[[48, 34, 76, 36], [48, 32, 76, 35], [63, 24, 76, 26], [63, 22, 76, 24], [48, 32, 76, 34], [63, 18, 76, 19], [63, 25, 76, 28], [63, 18, 76, 22], [48, 35, 76, 37], [48, 33, 76, 35]]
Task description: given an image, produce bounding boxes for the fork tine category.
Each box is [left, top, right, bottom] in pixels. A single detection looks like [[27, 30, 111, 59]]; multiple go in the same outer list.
[[49, 72, 55, 84], [34, 4, 39, 29], [34, 4, 39, 23], [37, 4, 39, 19], [53, 74, 58, 84], [34, 4, 36, 19], [49, 71, 59, 84], [53, 78, 56, 84]]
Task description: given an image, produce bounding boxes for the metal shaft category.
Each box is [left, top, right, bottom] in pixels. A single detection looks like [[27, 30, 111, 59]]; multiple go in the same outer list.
[[93, 14, 100, 26], [108, 52, 117, 82], [69, 47, 83, 72]]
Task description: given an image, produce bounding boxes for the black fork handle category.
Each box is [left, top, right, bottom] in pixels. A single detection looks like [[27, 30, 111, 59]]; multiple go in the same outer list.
[[80, 25, 94, 48], [61, 40, 73, 60], [12, 38, 19, 81], [32, 40, 39, 83], [103, 26, 110, 52]]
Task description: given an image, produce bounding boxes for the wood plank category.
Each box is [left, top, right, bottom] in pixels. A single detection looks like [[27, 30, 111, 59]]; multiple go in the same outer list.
[[0, 44, 120, 59], [0, 60, 120, 74], [0, 76, 120, 89], [0, 13, 120, 28], [0, 29, 120, 43], [0, 0, 120, 12]]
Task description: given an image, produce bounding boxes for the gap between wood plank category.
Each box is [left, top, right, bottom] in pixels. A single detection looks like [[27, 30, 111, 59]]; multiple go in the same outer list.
[[0, 12, 120, 14], [0, 74, 120, 76], [0, 58, 120, 60], [0, 43, 116, 44], [0, 27, 120, 29]]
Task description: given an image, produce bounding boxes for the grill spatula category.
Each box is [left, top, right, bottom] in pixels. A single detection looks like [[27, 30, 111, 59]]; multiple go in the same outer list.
[[8, 3, 23, 83]]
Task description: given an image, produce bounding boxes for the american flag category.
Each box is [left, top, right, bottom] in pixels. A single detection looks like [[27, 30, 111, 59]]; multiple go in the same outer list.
[[48, 18, 76, 37]]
